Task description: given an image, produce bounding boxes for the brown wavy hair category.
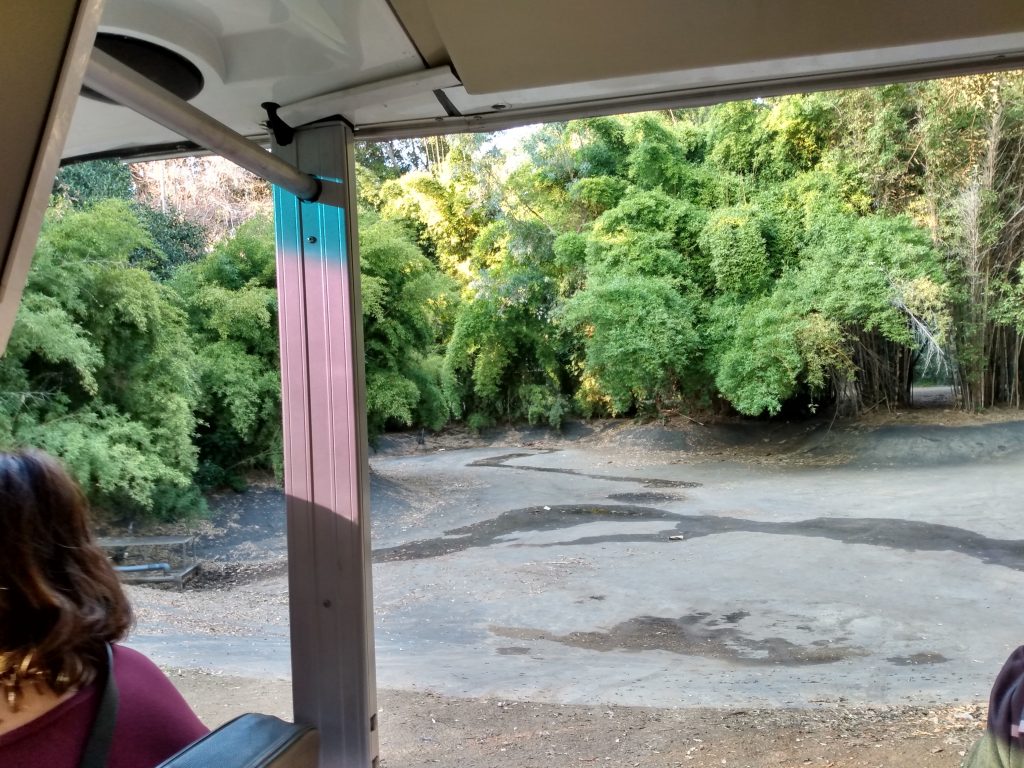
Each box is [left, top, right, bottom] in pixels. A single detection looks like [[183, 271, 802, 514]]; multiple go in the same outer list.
[[0, 450, 132, 693]]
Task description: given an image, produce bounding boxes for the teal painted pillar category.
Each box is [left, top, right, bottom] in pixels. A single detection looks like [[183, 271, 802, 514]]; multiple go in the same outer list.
[[271, 122, 378, 768]]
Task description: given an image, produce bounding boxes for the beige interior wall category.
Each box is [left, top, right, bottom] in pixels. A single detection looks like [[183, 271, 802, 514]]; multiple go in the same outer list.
[[0, 0, 105, 351], [387, 0, 447, 66], [412, 0, 1024, 93], [0, 5, 79, 272]]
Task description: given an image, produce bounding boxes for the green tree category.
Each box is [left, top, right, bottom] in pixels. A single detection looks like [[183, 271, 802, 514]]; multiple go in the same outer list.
[[560, 274, 701, 415], [170, 216, 281, 489], [0, 199, 201, 520], [53, 159, 133, 206], [442, 263, 567, 430], [360, 214, 456, 437], [53, 158, 209, 280]]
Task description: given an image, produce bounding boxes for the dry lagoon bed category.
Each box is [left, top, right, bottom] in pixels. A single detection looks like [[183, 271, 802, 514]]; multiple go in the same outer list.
[[127, 406, 1024, 767]]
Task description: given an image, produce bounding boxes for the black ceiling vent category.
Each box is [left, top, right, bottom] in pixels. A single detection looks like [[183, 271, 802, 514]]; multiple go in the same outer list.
[[83, 33, 204, 104]]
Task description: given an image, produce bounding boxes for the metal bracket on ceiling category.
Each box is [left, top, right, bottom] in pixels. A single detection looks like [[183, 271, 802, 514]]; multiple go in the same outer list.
[[277, 66, 461, 127], [261, 102, 296, 147]]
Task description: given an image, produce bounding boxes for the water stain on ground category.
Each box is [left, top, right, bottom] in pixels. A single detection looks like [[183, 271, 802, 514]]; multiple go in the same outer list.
[[373, 504, 1024, 572], [607, 491, 681, 503], [373, 504, 677, 562], [886, 652, 950, 666], [469, 452, 700, 488], [537, 514, 1024, 573], [720, 611, 751, 624], [491, 612, 862, 666]]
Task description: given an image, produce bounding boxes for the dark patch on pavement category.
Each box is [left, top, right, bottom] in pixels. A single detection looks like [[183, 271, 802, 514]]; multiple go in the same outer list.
[[200, 486, 288, 562], [374, 504, 677, 562], [491, 613, 862, 666], [496, 646, 531, 655], [374, 504, 1024, 574], [533, 513, 1024, 573], [887, 652, 950, 666], [607, 491, 681, 503], [199, 472, 418, 563], [718, 611, 751, 625], [809, 420, 1024, 467], [470, 452, 700, 488]]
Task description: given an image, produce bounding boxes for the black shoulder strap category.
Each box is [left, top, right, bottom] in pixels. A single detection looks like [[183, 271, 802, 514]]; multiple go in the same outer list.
[[79, 643, 119, 768]]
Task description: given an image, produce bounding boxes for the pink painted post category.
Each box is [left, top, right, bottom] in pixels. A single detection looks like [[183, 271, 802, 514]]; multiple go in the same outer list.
[[272, 122, 378, 767]]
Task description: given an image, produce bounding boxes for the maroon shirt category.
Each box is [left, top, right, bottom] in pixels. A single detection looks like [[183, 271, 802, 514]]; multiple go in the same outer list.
[[0, 644, 209, 768]]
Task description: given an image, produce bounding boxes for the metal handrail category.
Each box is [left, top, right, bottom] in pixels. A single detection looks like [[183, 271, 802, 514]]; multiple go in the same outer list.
[[83, 48, 322, 202]]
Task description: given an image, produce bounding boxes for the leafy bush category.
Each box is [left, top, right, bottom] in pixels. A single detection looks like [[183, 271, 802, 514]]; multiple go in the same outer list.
[[1, 200, 200, 520], [559, 274, 700, 414]]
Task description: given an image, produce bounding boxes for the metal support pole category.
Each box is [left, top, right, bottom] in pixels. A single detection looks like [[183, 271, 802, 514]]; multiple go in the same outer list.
[[272, 122, 377, 768]]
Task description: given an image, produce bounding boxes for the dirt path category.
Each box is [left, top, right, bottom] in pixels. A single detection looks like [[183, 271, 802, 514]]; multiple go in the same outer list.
[[174, 671, 984, 767]]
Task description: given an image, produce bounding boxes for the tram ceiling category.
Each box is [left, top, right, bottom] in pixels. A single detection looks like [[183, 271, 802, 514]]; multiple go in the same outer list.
[[61, 0, 1024, 161]]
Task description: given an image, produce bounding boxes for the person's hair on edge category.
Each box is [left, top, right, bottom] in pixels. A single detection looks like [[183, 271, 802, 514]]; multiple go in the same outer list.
[[0, 449, 132, 697]]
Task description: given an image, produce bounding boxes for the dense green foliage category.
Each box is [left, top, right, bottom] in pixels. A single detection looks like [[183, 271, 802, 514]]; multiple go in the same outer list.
[[389, 101, 951, 422], [5, 73, 1024, 521], [0, 200, 200, 520], [360, 213, 456, 435], [169, 216, 281, 490], [1, 164, 455, 518]]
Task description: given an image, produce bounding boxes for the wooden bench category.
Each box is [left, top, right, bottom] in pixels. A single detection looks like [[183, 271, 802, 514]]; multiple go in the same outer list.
[[97, 534, 200, 590]]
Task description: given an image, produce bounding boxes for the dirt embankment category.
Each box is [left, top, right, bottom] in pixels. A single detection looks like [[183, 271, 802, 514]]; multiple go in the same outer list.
[[376, 403, 1024, 472]]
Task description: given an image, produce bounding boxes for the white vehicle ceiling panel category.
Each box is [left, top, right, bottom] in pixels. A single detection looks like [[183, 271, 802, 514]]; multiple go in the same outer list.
[[423, 0, 1024, 94], [64, 0, 427, 159], [62, 0, 1024, 160]]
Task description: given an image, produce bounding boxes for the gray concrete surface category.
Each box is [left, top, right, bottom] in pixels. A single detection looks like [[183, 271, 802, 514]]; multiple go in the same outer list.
[[129, 426, 1024, 709]]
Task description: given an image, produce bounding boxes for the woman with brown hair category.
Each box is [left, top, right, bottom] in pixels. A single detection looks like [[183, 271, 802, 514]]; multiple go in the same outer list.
[[0, 450, 208, 767]]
